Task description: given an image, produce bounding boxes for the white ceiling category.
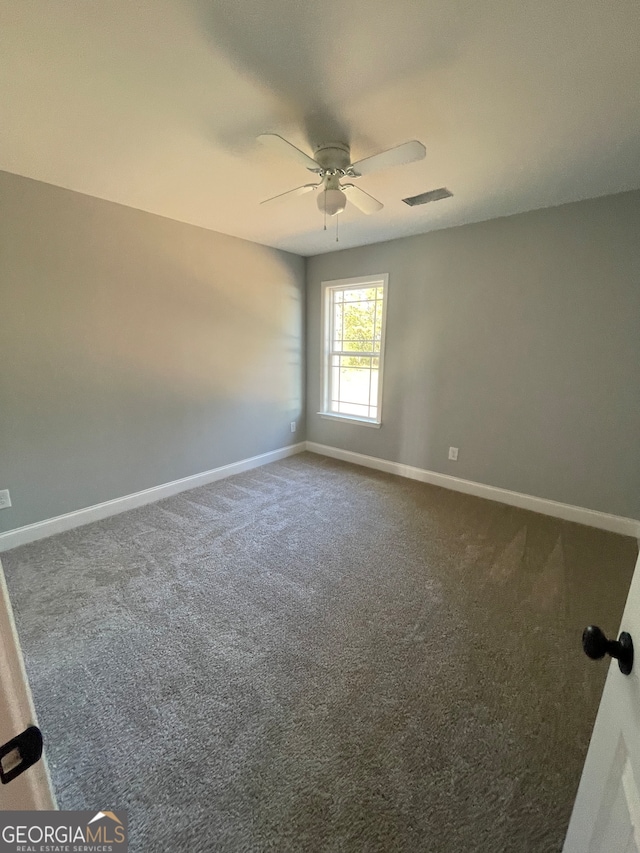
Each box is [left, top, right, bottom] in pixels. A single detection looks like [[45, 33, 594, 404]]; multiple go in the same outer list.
[[1, 0, 639, 256]]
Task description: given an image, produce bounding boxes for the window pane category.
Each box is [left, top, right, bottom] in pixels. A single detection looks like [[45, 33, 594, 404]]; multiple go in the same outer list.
[[343, 340, 374, 353], [342, 287, 377, 303], [339, 367, 371, 406], [333, 301, 343, 346], [341, 355, 371, 369], [369, 369, 379, 406], [337, 402, 370, 417], [331, 364, 340, 401], [374, 309, 382, 340], [343, 301, 376, 345]]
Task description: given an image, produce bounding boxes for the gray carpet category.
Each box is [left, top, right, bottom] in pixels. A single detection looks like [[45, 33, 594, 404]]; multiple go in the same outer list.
[[2, 453, 637, 852]]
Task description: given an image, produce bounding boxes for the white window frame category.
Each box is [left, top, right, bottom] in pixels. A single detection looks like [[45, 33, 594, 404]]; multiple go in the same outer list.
[[319, 274, 389, 427]]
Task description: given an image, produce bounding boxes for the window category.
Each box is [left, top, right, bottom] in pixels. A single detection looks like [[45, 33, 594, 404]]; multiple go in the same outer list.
[[320, 274, 388, 426]]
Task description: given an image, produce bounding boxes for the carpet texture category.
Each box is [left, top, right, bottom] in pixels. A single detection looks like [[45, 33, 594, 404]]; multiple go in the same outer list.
[[3, 453, 638, 852]]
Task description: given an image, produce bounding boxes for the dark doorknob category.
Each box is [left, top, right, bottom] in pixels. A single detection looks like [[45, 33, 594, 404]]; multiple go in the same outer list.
[[582, 625, 634, 675]]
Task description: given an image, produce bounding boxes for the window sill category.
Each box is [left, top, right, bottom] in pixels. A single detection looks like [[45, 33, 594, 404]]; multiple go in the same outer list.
[[317, 412, 382, 428]]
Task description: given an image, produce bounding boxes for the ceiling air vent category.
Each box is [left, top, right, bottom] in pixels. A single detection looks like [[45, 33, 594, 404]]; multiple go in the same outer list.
[[402, 187, 453, 206]]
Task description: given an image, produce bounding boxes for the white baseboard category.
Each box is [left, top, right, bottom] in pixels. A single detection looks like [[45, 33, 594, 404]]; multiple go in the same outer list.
[[2, 440, 637, 551], [0, 443, 306, 552], [306, 442, 640, 537]]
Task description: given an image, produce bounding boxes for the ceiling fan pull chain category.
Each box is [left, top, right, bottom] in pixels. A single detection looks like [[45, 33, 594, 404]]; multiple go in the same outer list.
[[323, 189, 327, 230], [336, 213, 339, 243]]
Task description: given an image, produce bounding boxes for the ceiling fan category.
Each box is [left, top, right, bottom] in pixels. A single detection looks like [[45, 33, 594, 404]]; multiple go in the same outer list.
[[258, 133, 426, 218]]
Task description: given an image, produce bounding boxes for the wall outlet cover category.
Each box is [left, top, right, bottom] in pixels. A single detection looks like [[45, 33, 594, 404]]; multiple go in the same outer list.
[[290, 421, 296, 433], [0, 489, 12, 510], [448, 447, 459, 461]]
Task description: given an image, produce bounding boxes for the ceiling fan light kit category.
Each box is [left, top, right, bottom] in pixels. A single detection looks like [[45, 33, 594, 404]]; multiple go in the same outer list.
[[317, 187, 347, 216], [258, 133, 427, 231]]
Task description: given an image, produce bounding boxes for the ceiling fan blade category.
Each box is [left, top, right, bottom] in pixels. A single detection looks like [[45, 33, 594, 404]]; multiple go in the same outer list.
[[350, 140, 426, 177], [258, 133, 320, 172], [260, 183, 319, 205], [343, 185, 384, 214]]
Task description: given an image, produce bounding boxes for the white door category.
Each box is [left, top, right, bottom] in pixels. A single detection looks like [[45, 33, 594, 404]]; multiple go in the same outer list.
[[563, 548, 640, 852], [0, 557, 56, 810]]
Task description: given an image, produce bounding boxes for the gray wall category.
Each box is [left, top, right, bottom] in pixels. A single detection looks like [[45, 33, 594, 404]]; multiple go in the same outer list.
[[0, 171, 305, 531], [307, 190, 640, 520]]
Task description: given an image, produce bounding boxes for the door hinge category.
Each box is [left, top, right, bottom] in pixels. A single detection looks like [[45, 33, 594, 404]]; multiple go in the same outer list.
[[0, 726, 43, 784]]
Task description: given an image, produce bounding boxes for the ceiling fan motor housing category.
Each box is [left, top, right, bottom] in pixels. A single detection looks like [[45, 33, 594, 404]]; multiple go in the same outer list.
[[313, 142, 351, 172]]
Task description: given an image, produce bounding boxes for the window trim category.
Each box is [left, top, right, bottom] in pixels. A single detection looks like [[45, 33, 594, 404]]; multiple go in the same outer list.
[[319, 274, 389, 426]]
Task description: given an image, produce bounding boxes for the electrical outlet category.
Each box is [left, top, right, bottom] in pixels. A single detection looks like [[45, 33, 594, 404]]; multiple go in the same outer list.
[[448, 447, 459, 461], [0, 489, 12, 510], [290, 421, 296, 433]]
